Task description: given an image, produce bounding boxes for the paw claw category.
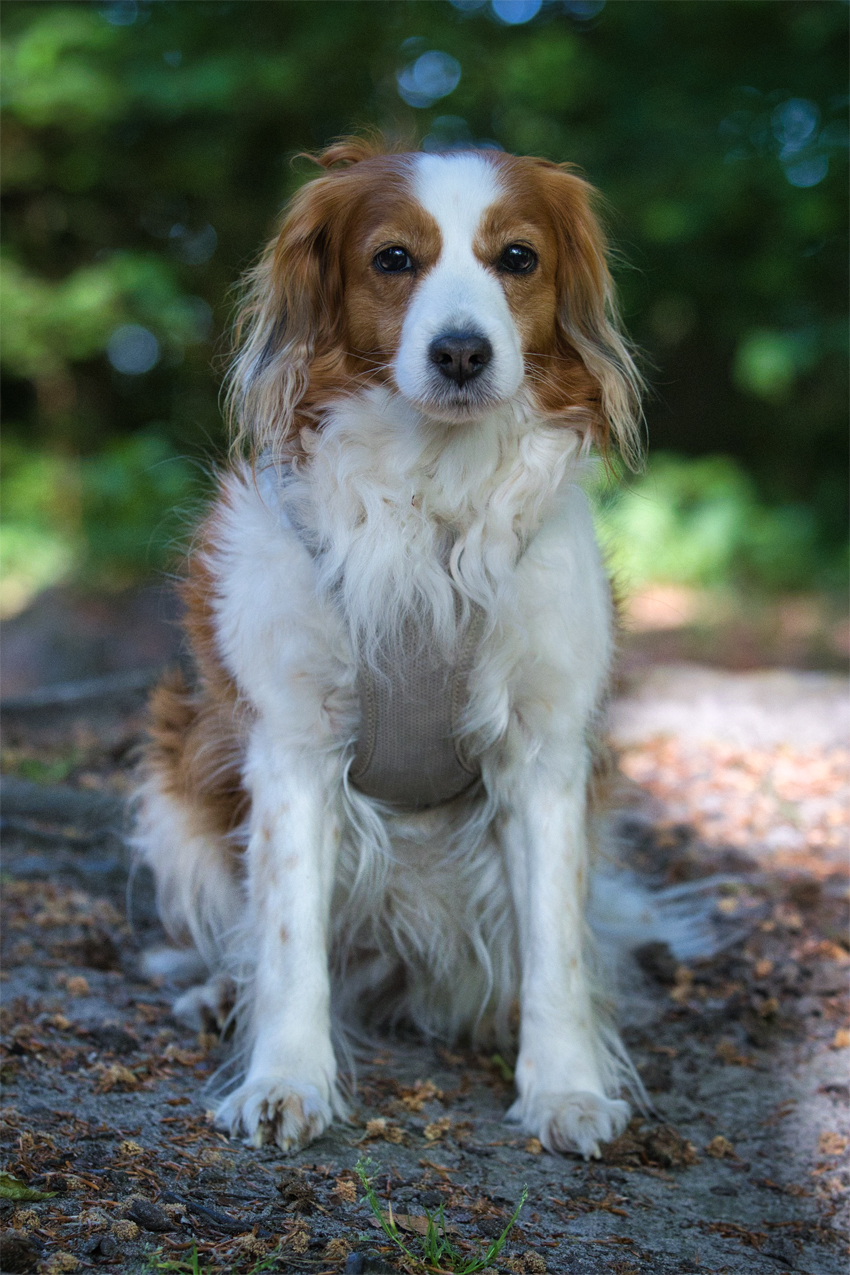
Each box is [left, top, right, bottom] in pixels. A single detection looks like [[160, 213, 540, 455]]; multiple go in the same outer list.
[[511, 1091, 630, 1159], [216, 1078, 333, 1153]]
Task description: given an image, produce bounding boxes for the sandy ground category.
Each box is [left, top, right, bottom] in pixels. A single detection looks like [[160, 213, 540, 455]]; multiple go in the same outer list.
[[0, 657, 848, 1275]]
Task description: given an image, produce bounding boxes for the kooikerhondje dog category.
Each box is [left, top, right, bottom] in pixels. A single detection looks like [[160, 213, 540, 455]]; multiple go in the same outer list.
[[135, 136, 646, 1157]]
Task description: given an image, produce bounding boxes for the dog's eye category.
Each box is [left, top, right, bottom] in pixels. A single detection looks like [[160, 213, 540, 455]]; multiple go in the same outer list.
[[374, 246, 413, 273], [499, 243, 538, 274]]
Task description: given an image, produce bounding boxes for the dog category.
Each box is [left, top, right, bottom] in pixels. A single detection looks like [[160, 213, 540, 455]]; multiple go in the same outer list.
[[135, 135, 645, 1158]]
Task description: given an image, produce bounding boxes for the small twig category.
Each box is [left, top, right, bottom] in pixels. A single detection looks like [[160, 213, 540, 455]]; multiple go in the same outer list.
[[159, 1190, 271, 1237], [0, 667, 162, 713], [0, 776, 126, 831]]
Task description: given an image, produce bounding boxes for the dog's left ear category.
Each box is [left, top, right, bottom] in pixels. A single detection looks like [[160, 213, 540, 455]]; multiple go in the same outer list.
[[227, 132, 409, 456], [225, 154, 374, 456], [535, 161, 644, 465], [226, 165, 355, 456]]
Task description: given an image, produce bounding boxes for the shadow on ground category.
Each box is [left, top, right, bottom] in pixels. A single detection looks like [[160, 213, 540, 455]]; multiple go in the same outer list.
[[0, 588, 848, 1274]]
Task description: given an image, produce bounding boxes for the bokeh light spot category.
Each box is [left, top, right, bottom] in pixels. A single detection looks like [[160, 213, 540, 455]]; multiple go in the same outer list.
[[397, 51, 461, 109], [168, 222, 217, 265], [491, 0, 542, 24], [107, 325, 161, 375], [771, 98, 820, 154], [563, 0, 606, 18], [184, 297, 214, 342], [733, 331, 797, 399], [99, 1, 139, 26], [422, 115, 473, 151], [784, 155, 829, 188]]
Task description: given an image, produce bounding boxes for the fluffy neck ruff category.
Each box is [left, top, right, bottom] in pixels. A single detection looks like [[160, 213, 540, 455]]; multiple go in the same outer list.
[[278, 386, 588, 666]]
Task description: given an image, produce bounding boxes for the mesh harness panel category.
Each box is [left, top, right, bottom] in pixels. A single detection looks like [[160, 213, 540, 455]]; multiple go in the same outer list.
[[272, 461, 483, 811], [348, 603, 484, 810]]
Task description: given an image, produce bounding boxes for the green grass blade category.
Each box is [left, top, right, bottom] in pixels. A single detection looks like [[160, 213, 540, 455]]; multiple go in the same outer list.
[[455, 1184, 529, 1274], [354, 1157, 418, 1264]]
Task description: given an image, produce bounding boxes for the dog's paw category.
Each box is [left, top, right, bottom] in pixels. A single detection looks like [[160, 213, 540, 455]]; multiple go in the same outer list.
[[216, 1078, 334, 1153], [172, 974, 235, 1032], [507, 1090, 630, 1159]]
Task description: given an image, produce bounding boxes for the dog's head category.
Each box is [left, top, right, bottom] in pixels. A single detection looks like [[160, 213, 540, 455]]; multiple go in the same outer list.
[[229, 135, 641, 460]]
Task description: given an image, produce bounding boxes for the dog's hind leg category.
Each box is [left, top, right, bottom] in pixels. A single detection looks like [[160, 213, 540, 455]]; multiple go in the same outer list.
[[134, 776, 244, 1009], [133, 669, 248, 1017]]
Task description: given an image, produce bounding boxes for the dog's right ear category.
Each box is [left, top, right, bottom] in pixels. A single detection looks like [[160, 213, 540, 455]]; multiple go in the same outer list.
[[226, 169, 351, 456]]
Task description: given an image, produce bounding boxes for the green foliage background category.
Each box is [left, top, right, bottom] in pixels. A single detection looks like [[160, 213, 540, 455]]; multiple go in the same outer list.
[[1, 0, 847, 610]]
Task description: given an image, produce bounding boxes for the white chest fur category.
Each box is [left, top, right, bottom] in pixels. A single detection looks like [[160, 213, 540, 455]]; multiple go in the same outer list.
[[210, 386, 613, 774]]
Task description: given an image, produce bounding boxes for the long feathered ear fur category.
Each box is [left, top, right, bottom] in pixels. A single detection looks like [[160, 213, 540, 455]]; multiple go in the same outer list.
[[534, 160, 645, 468], [225, 172, 346, 457], [225, 133, 409, 457]]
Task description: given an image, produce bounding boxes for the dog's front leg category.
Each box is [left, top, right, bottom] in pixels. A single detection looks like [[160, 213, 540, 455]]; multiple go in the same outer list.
[[216, 721, 345, 1152], [501, 762, 630, 1158]]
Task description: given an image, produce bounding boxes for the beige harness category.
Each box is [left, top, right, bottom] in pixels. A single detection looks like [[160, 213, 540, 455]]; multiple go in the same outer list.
[[276, 463, 483, 811], [348, 605, 484, 810]]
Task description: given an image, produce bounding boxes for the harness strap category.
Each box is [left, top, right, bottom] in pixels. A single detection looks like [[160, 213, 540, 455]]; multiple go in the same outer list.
[[266, 458, 483, 811]]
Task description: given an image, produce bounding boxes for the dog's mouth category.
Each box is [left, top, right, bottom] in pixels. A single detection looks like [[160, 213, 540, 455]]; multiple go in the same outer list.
[[412, 381, 506, 424]]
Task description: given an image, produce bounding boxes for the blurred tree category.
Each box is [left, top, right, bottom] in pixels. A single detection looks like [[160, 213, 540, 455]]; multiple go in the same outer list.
[[1, 0, 847, 599]]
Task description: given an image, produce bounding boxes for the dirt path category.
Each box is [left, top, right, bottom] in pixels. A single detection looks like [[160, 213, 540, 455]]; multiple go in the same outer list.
[[1, 665, 847, 1275]]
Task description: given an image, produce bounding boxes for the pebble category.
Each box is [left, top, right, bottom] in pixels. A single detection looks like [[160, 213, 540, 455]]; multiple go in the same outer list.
[[343, 1255, 396, 1275], [121, 1198, 172, 1233]]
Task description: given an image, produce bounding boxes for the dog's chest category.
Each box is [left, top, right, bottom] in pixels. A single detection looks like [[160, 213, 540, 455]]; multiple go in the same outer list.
[[277, 463, 487, 811]]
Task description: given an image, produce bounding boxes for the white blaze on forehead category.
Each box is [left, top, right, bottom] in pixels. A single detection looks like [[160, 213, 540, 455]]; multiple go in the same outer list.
[[395, 152, 524, 414], [412, 152, 504, 251]]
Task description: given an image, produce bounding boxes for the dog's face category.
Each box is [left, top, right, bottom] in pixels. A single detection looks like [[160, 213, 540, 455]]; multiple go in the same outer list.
[[233, 140, 640, 458], [339, 153, 549, 421]]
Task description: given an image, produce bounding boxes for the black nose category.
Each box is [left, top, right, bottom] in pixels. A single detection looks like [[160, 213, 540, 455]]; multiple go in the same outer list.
[[428, 330, 493, 387]]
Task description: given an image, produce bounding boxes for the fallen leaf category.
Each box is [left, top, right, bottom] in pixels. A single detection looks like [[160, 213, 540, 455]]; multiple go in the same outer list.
[[117, 1139, 145, 1156], [669, 966, 694, 1002], [423, 1117, 451, 1142], [705, 1135, 736, 1159], [601, 1117, 698, 1169], [399, 1079, 442, 1111], [0, 1172, 55, 1201], [361, 1117, 404, 1144], [161, 1044, 204, 1066], [42, 1252, 79, 1274], [332, 1177, 357, 1204], [818, 1131, 848, 1158], [700, 1220, 766, 1250], [93, 1063, 140, 1093], [715, 1039, 754, 1066]]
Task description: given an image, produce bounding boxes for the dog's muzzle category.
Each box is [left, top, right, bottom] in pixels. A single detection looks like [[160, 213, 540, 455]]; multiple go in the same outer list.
[[428, 330, 493, 388]]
